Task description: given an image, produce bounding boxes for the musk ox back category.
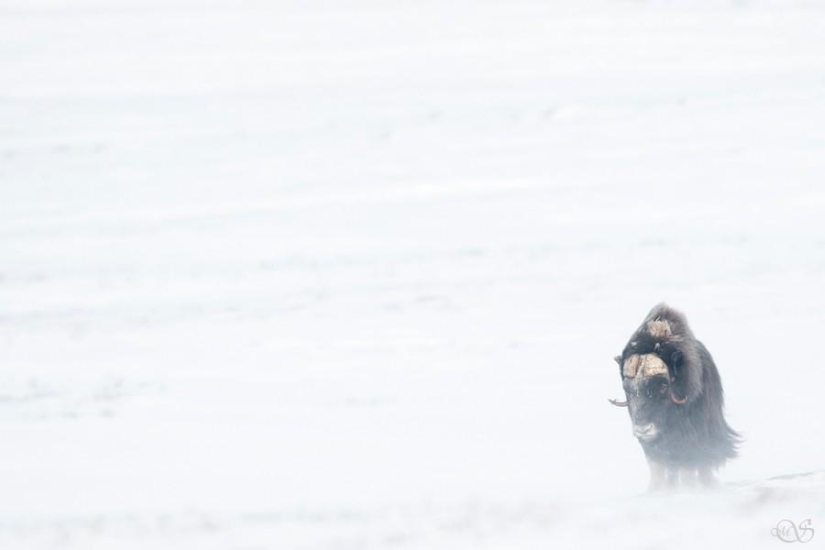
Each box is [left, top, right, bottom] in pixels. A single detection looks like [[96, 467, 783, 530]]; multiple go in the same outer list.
[[610, 303, 739, 489]]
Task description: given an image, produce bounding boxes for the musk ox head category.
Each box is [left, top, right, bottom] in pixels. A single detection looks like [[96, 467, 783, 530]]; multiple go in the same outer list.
[[612, 353, 683, 441], [609, 303, 739, 488]]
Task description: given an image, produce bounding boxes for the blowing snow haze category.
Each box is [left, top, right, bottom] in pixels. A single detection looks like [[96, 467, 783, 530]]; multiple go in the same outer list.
[[1, 0, 825, 549]]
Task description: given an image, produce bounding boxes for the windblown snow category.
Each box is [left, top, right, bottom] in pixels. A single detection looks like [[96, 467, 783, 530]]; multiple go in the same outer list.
[[2, 0, 825, 548]]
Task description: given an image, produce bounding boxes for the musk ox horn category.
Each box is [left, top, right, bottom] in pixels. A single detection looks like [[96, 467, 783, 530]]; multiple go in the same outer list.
[[669, 390, 688, 405], [608, 398, 629, 407]]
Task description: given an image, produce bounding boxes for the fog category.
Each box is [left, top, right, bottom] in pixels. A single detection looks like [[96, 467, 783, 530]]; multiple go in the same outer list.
[[2, 0, 824, 547]]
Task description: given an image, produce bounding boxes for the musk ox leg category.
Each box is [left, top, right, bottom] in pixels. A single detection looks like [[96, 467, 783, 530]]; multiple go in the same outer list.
[[665, 468, 680, 487], [647, 459, 667, 491], [698, 467, 718, 487], [679, 468, 698, 487]]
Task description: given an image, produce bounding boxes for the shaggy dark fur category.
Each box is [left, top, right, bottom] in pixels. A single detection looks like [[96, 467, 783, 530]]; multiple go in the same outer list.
[[613, 304, 739, 484]]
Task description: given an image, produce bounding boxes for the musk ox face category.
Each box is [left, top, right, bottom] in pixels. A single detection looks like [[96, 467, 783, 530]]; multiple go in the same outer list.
[[609, 304, 740, 490], [618, 353, 677, 442]]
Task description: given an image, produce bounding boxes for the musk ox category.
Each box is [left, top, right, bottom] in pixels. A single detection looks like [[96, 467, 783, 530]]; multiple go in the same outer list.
[[610, 303, 739, 489]]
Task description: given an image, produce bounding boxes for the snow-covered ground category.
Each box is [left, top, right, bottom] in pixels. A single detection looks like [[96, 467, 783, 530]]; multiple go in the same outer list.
[[2, 0, 825, 548]]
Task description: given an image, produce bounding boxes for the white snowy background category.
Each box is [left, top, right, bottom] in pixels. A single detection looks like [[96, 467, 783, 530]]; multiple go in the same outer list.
[[2, 0, 825, 548]]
